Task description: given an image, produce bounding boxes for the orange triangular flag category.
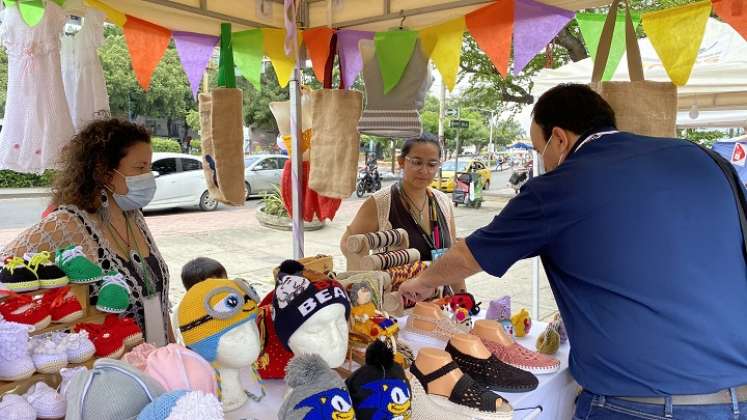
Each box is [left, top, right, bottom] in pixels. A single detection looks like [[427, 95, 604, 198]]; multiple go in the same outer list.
[[466, 0, 515, 76], [714, 0, 747, 40], [302, 27, 335, 84], [123, 16, 172, 91]]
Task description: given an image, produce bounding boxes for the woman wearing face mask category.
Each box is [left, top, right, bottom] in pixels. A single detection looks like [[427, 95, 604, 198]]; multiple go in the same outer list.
[[341, 133, 467, 292], [1, 119, 172, 344]]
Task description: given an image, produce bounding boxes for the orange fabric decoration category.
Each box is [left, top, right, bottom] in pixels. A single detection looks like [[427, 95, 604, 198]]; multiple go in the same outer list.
[[302, 27, 335, 84], [713, 0, 747, 40], [465, 0, 515, 76], [123, 16, 172, 91]]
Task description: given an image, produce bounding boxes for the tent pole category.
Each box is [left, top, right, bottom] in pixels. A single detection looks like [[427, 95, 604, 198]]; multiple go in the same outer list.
[[531, 149, 540, 320], [290, 1, 305, 260]]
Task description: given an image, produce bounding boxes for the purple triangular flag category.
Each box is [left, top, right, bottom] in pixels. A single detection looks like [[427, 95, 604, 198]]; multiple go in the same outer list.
[[512, 0, 574, 75], [173, 31, 220, 99], [337, 30, 374, 88]]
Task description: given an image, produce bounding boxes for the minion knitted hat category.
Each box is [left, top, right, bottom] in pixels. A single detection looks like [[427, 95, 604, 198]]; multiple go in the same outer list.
[[272, 260, 351, 350], [177, 278, 260, 363]]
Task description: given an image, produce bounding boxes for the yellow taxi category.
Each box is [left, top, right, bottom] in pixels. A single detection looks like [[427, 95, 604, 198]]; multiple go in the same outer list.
[[431, 159, 491, 193]]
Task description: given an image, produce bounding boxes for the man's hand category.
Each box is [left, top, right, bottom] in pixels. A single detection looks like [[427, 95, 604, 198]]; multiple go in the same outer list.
[[398, 276, 436, 303]]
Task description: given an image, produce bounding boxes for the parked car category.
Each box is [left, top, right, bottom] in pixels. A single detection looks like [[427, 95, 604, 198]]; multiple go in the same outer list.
[[431, 159, 491, 192], [144, 152, 218, 212], [244, 154, 289, 198]]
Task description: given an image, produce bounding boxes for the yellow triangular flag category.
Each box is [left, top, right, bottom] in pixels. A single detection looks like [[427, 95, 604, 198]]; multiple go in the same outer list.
[[262, 28, 302, 88], [642, 0, 711, 86], [84, 0, 126, 27], [418, 17, 465, 91]]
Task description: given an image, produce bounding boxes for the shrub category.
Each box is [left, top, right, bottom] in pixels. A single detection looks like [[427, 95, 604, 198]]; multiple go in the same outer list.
[[151, 137, 182, 153], [0, 170, 55, 188], [260, 187, 288, 217], [190, 138, 202, 155]]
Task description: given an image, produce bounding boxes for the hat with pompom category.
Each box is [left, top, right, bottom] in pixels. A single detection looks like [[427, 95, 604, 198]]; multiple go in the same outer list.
[[278, 354, 355, 420]]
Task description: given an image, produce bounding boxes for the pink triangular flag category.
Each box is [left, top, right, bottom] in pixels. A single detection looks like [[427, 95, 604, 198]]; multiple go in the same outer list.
[[513, 0, 574, 75], [173, 32, 219, 99], [337, 30, 374, 88]]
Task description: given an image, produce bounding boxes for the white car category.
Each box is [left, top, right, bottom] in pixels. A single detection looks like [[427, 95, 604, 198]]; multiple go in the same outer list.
[[244, 154, 289, 198], [144, 152, 218, 212]]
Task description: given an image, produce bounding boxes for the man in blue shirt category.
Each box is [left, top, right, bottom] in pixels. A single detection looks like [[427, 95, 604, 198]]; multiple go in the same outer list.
[[399, 84, 747, 419]]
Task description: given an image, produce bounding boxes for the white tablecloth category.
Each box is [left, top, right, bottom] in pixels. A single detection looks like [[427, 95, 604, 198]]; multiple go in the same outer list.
[[226, 320, 576, 420]]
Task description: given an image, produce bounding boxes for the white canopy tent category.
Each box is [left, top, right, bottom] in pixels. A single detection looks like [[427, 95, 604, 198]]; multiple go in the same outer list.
[[677, 110, 747, 129]]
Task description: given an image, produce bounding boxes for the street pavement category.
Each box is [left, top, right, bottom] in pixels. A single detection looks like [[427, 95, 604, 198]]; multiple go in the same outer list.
[[0, 170, 557, 320]]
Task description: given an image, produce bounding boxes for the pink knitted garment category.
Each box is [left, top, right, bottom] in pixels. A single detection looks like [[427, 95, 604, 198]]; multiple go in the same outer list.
[[481, 337, 560, 374]]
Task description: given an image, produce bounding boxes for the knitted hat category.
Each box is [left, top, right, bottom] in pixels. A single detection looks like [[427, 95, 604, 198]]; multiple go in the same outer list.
[[272, 260, 351, 350], [137, 390, 223, 420], [345, 341, 412, 420], [177, 278, 260, 363], [143, 344, 218, 395], [65, 358, 165, 420], [278, 354, 355, 420]]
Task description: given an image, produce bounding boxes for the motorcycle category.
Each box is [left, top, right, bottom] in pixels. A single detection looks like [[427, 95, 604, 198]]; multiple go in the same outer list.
[[356, 160, 382, 197], [508, 162, 532, 194]]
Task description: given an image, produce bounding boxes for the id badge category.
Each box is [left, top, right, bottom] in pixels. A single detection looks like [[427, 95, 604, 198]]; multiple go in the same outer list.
[[143, 293, 167, 347], [431, 248, 447, 261]]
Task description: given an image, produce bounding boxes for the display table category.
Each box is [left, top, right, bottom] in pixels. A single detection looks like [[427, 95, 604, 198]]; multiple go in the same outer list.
[[226, 319, 576, 420]]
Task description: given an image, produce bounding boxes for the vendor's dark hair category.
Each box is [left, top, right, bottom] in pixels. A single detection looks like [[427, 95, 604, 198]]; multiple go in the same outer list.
[[532, 84, 616, 139], [181, 257, 228, 291], [51, 118, 151, 213], [400, 132, 442, 158]]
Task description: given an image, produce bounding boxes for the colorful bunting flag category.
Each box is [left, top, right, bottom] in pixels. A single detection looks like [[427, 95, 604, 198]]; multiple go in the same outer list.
[[233, 29, 264, 91], [4, 0, 45, 27], [263, 28, 298, 88], [217, 23, 236, 88], [512, 0, 574, 75], [303, 28, 336, 84], [123, 16, 172, 91], [173, 32, 219, 99], [713, 0, 747, 40], [642, 0, 712, 86], [419, 18, 466, 91], [337, 30, 374, 88], [374, 30, 418, 93], [466, 0, 515, 77], [576, 12, 641, 81], [85, 0, 127, 27]]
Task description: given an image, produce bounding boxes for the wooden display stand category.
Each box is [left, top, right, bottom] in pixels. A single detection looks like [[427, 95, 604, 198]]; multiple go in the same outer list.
[[271, 254, 334, 278], [0, 284, 106, 396], [344, 229, 421, 271]]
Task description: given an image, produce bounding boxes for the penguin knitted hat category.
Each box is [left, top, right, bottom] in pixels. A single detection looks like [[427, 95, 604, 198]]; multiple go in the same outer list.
[[272, 260, 351, 349], [137, 390, 223, 420], [278, 353, 355, 420], [177, 278, 260, 362]]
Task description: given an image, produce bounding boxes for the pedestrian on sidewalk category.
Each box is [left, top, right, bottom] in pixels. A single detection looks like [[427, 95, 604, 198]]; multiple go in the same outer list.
[[399, 84, 747, 419]]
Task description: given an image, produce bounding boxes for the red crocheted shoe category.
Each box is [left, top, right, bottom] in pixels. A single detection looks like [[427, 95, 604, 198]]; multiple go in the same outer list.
[[41, 287, 84, 323], [0, 292, 51, 330], [73, 323, 125, 359], [103, 314, 143, 349]]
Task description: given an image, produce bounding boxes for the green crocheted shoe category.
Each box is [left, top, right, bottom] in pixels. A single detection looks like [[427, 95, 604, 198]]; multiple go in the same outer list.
[[55, 245, 103, 284], [96, 272, 131, 314]]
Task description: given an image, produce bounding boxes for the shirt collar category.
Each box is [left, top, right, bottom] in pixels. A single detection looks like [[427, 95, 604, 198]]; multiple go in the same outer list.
[[568, 126, 617, 157]]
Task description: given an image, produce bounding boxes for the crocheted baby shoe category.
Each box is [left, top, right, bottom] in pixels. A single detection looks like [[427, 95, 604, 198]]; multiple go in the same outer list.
[[55, 245, 103, 284], [0, 317, 36, 381], [96, 272, 131, 313], [24, 381, 66, 419], [0, 256, 40, 292], [0, 292, 51, 330], [59, 366, 88, 398], [510, 308, 532, 338], [41, 286, 84, 323], [104, 314, 143, 348], [24, 251, 69, 289], [74, 322, 125, 359], [30, 336, 69, 374], [51, 330, 96, 364], [0, 394, 36, 420]]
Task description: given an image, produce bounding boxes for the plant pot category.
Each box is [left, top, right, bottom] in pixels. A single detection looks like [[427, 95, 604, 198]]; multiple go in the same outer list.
[[256, 205, 326, 231]]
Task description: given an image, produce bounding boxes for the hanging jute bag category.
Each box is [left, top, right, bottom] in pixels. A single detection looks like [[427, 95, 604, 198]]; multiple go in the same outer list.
[[590, 0, 677, 138], [308, 33, 364, 199]]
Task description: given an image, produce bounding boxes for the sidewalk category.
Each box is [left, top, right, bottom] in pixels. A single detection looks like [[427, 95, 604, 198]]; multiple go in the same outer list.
[[0, 187, 51, 199]]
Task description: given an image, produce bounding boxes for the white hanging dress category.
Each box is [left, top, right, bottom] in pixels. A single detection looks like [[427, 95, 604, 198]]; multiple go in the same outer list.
[[0, 2, 74, 174], [61, 8, 109, 131]]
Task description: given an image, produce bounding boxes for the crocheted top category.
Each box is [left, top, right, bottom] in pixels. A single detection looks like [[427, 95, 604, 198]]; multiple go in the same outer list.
[[405, 312, 469, 342]]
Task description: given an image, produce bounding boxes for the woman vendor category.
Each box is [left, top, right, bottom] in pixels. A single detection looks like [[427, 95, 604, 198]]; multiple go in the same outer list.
[[341, 133, 467, 292], [1, 119, 172, 345]]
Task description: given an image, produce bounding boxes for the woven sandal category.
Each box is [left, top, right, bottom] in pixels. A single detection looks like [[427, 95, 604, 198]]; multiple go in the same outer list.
[[445, 342, 538, 393], [409, 361, 512, 420], [403, 312, 469, 346], [481, 337, 560, 375]]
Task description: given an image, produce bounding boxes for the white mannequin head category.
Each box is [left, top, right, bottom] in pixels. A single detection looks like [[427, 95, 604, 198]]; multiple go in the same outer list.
[[287, 304, 349, 368], [215, 320, 261, 369]]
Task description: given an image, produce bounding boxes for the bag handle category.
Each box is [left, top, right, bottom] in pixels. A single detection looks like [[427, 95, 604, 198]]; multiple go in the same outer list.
[[592, 0, 644, 83], [322, 32, 345, 90]]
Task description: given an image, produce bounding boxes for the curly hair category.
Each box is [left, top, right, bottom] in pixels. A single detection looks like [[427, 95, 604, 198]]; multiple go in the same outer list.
[[52, 119, 151, 213]]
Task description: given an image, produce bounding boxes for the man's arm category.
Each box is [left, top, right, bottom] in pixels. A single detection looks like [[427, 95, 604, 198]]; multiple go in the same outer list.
[[399, 240, 482, 301]]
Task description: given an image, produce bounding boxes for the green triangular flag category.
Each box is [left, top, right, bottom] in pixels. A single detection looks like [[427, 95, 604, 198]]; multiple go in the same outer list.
[[233, 29, 264, 91], [217, 22, 237, 89], [576, 12, 641, 81], [374, 30, 418, 94]]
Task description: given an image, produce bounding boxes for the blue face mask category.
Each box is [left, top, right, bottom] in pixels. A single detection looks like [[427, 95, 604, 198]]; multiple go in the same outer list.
[[112, 170, 156, 211]]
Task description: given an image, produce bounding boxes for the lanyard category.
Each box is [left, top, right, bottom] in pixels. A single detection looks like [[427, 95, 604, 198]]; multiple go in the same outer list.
[[575, 130, 619, 152], [398, 183, 445, 251]]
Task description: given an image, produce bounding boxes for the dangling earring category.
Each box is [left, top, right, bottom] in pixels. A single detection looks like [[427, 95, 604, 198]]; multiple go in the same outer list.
[[99, 189, 110, 224]]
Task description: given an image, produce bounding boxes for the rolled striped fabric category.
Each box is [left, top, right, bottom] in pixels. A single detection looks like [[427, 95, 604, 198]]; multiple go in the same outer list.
[[357, 109, 423, 139], [362, 248, 420, 271]]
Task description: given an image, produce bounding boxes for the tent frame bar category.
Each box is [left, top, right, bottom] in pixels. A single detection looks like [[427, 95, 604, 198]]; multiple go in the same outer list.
[[334, 0, 492, 28], [141, 0, 274, 28]]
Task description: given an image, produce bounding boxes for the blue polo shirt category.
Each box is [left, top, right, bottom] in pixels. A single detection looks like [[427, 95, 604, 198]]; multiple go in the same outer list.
[[466, 130, 747, 397]]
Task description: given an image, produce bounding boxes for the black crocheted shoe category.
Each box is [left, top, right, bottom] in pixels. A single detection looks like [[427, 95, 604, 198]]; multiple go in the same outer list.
[[445, 341, 538, 393], [409, 361, 512, 417]]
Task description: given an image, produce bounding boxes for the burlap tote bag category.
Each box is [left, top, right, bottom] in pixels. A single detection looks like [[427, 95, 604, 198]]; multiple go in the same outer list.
[[308, 33, 364, 199], [590, 0, 677, 138], [199, 88, 246, 206]]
